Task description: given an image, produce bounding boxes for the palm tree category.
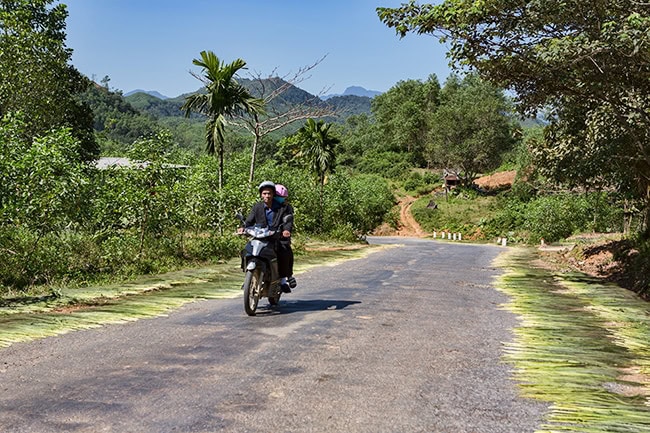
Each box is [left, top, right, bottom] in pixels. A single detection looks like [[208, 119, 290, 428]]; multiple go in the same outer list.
[[297, 118, 340, 225], [181, 50, 264, 189]]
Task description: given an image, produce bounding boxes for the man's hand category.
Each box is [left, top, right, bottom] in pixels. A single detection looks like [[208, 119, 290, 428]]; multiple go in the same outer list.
[[282, 230, 291, 238]]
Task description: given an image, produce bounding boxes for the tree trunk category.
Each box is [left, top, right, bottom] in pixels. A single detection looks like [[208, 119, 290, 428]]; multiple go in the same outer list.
[[218, 143, 224, 191], [249, 116, 261, 185], [319, 178, 325, 232], [641, 185, 650, 239]]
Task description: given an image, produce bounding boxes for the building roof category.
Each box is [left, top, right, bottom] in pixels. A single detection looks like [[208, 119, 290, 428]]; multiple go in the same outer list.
[[94, 157, 188, 170]]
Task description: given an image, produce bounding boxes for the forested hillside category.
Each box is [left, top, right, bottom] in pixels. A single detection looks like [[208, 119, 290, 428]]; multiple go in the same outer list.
[[83, 77, 374, 155], [124, 78, 374, 122]]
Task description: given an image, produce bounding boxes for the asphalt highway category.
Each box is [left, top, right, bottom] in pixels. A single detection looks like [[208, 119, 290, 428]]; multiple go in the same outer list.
[[0, 237, 547, 432]]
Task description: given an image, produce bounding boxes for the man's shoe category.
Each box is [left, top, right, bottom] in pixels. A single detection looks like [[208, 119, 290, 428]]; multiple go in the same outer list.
[[287, 276, 297, 288], [281, 284, 291, 293]]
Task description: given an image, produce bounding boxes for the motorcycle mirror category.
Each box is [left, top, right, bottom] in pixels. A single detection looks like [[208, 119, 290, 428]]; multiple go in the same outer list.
[[283, 214, 293, 224], [235, 212, 244, 222]]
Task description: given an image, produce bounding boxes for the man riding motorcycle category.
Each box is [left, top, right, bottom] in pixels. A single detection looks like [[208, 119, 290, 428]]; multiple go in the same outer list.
[[241, 181, 296, 293]]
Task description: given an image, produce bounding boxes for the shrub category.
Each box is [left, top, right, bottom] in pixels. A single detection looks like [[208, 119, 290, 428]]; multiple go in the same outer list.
[[485, 192, 624, 243], [328, 222, 359, 242], [184, 232, 242, 262], [357, 150, 413, 179], [403, 172, 424, 192]]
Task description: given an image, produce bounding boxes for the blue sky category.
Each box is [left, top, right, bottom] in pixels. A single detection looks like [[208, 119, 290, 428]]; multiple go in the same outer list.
[[60, 0, 450, 98]]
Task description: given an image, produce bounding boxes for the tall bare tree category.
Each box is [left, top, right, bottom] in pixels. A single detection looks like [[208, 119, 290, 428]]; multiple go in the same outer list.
[[234, 56, 338, 184]]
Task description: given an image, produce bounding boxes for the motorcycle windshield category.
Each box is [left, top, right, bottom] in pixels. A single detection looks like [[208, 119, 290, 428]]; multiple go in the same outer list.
[[245, 226, 275, 238]]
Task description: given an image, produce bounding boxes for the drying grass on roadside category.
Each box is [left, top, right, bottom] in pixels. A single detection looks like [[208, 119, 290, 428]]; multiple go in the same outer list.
[[495, 248, 650, 432], [0, 243, 387, 349]]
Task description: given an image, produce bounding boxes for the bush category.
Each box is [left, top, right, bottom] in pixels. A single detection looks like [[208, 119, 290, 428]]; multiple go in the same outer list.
[[0, 118, 396, 293], [184, 232, 242, 262], [356, 150, 413, 179], [484, 192, 624, 243], [328, 222, 359, 242], [412, 194, 498, 236], [403, 171, 439, 195], [403, 172, 424, 192], [324, 173, 394, 236]]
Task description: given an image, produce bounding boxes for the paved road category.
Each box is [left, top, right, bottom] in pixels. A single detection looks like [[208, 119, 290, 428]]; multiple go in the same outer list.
[[0, 237, 547, 432]]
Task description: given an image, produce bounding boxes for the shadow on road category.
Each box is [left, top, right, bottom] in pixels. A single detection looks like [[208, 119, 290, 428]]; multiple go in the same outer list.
[[256, 299, 361, 315]]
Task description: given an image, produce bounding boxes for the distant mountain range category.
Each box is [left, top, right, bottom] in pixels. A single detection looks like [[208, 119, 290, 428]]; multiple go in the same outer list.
[[125, 84, 381, 104], [124, 89, 169, 100], [321, 86, 382, 100], [124, 79, 375, 121]]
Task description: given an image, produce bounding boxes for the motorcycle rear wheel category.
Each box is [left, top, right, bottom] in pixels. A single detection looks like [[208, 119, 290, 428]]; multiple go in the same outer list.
[[243, 268, 262, 316]]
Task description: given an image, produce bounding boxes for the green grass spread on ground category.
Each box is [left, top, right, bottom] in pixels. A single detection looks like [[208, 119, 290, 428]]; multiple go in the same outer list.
[[495, 248, 650, 432], [0, 243, 390, 349]]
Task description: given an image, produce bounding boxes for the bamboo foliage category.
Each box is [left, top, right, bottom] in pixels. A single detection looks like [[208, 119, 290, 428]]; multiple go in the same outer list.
[[495, 249, 650, 432]]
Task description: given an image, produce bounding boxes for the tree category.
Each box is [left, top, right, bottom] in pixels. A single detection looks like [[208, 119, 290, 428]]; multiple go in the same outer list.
[[378, 1, 650, 233], [234, 56, 336, 185], [371, 75, 440, 165], [336, 113, 382, 168], [295, 119, 340, 225], [427, 74, 517, 185], [0, 0, 98, 161], [181, 51, 264, 189]]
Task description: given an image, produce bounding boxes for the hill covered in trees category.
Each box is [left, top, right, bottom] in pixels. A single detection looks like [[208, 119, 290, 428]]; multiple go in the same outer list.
[[123, 78, 373, 121], [82, 77, 373, 155]]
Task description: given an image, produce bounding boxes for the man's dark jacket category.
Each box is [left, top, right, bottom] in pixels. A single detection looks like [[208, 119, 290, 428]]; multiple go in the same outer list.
[[244, 201, 294, 234], [244, 200, 295, 278]]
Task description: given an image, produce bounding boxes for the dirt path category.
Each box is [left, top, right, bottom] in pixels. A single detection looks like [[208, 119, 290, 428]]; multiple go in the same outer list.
[[381, 170, 516, 239], [373, 195, 427, 237], [396, 196, 425, 237]]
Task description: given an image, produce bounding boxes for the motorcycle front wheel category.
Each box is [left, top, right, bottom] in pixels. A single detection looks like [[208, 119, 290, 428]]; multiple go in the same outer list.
[[243, 268, 262, 316]]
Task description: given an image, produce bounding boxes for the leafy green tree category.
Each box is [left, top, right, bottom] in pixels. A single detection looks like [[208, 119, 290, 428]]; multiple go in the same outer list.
[[427, 74, 517, 184], [336, 114, 382, 168], [0, 0, 97, 161], [0, 114, 90, 287], [0, 114, 88, 233], [285, 119, 340, 226], [378, 1, 650, 234], [371, 75, 440, 165], [181, 51, 264, 189]]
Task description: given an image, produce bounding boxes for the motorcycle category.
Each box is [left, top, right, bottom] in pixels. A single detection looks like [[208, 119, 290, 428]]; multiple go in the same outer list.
[[237, 214, 292, 316]]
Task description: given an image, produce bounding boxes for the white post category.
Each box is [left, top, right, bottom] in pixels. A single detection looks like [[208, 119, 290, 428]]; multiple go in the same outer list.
[[433, 231, 437, 239], [458, 233, 462, 241], [497, 237, 502, 244], [501, 237, 507, 247], [447, 232, 452, 240], [452, 233, 457, 241]]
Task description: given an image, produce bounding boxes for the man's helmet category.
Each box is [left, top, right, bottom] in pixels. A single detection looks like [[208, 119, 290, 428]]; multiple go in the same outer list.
[[275, 184, 288, 198], [258, 180, 275, 193]]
